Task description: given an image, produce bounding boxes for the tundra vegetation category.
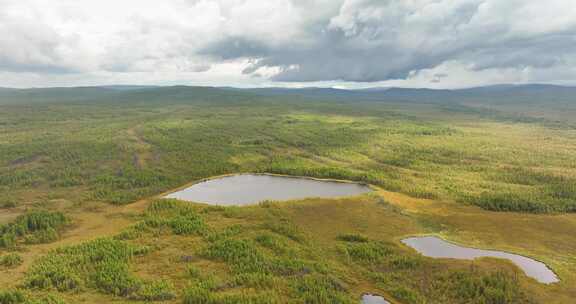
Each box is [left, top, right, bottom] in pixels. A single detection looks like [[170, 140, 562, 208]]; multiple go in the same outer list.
[[0, 87, 575, 303]]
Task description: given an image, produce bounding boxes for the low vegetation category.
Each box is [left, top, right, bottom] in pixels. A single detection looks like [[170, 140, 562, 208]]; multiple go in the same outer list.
[[0, 211, 68, 248], [338, 235, 533, 304], [24, 238, 173, 300], [12, 198, 539, 303], [0, 253, 23, 268], [1, 90, 575, 213], [0, 289, 66, 304], [0, 88, 575, 303]]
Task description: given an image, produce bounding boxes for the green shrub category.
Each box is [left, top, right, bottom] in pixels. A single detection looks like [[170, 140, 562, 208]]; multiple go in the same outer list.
[[113, 228, 142, 240], [144, 200, 206, 235], [147, 199, 183, 213], [204, 225, 243, 243], [183, 286, 279, 304], [254, 234, 288, 254], [0, 211, 67, 248], [471, 192, 551, 213], [24, 228, 59, 244], [0, 233, 16, 248], [203, 238, 269, 274], [271, 257, 310, 276], [0, 290, 66, 304], [231, 273, 278, 289], [182, 286, 211, 304], [290, 274, 352, 304], [386, 255, 421, 270], [132, 280, 176, 301], [343, 241, 394, 263], [25, 254, 82, 292], [258, 200, 277, 208], [435, 271, 529, 304], [91, 261, 141, 297], [390, 286, 424, 304], [262, 220, 302, 242], [0, 290, 25, 304], [169, 214, 205, 235], [186, 265, 202, 278], [0, 199, 17, 209], [24, 238, 152, 298], [336, 233, 369, 243], [0, 253, 23, 268], [210, 292, 279, 304]]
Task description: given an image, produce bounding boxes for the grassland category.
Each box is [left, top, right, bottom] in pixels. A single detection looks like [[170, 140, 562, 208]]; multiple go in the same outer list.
[[0, 87, 575, 303]]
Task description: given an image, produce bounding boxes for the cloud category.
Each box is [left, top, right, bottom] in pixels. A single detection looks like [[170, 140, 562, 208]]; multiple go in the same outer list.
[[0, 0, 575, 87], [202, 0, 576, 82], [0, 3, 75, 73]]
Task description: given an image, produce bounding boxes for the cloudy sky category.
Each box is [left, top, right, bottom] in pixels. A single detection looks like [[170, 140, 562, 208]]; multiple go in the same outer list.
[[1, 0, 576, 89]]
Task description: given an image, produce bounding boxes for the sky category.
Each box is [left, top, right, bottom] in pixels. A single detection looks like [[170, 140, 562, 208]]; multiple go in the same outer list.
[[1, 0, 576, 89]]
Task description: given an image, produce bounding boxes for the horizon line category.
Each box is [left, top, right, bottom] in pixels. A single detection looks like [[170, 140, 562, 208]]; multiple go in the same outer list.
[[1, 82, 574, 91]]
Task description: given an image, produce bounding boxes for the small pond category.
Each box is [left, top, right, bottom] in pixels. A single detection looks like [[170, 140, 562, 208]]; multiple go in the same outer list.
[[361, 294, 390, 304], [165, 174, 371, 206], [401, 236, 558, 284]]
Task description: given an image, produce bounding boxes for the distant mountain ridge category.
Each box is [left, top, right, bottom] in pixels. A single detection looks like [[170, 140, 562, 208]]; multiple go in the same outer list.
[[238, 84, 576, 105], [1, 83, 574, 93], [0, 84, 574, 105]]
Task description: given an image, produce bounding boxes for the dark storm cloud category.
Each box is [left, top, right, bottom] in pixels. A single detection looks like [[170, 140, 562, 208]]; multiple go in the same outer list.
[[199, 0, 576, 82]]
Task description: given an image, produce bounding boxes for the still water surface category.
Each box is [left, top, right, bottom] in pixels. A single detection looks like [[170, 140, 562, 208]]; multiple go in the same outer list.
[[166, 174, 371, 206], [361, 294, 390, 304], [402, 236, 558, 284]]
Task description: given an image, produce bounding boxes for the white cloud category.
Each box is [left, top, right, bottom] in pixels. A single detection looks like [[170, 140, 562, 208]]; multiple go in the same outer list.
[[0, 0, 575, 88]]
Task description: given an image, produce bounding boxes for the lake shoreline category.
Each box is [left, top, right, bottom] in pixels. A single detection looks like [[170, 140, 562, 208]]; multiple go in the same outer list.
[[163, 173, 373, 206], [164, 172, 375, 197], [401, 235, 560, 284]]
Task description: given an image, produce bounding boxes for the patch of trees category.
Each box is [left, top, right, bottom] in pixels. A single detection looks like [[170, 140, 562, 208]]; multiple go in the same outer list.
[[0, 211, 68, 248], [24, 238, 174, 301]]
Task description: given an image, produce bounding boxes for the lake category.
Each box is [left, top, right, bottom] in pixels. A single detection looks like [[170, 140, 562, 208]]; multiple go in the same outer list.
[[361, 294, 390, 304], [165, 174, 371, 206], [402, 236, 558, 284]]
